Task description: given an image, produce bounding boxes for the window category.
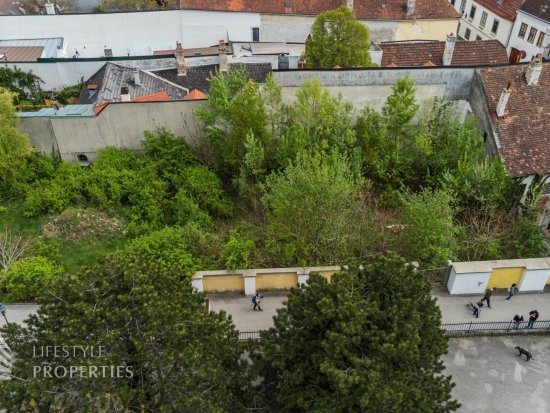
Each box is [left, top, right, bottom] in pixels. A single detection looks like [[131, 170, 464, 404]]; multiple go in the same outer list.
[[465, 28, 471, 40], [77, 154, 89, 167], [480, 11, 487, 26], [483, 132, 488, 143], [537, 31, 546, 46], [459, 0, 466, 12], [491, 19, 499, 34], [469, 5, 476, 19], [518, 23, 528, 38], [476, 35, 482, 40], [252, 27, 259, 42], [450, 0, 455, 5], [527, 27, 537, 43]]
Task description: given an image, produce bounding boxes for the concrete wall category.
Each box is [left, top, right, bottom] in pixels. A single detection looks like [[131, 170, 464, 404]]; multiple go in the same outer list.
[[518, 268, 550, 291], [274, 67, 476, 100], [447, 267, 492, 295], [0, 10, 259, 58], [487, 267, 524, 289], [469, 70, 498, 157], [22, 99, 203, 162]]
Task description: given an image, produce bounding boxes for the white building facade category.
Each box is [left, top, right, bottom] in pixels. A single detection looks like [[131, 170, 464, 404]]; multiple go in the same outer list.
[[507, 0, 550, 62], [451, 0, 522, 47]]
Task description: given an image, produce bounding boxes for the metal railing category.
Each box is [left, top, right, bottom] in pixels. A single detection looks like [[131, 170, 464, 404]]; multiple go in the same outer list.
[[239, 320, 550, 340]]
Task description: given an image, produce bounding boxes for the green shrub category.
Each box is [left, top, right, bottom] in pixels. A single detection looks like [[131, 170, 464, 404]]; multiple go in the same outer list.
[[172, 190, 213, 229], [221, 230, 254, 271], [4, 256, 64, 302]]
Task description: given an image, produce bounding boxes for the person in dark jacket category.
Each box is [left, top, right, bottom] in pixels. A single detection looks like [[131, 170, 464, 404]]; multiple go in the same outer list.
[[472, 300, 484, 318], [527, 310, 539, 329], [512, 314, 524, 329], [483, 288, 493, 308]]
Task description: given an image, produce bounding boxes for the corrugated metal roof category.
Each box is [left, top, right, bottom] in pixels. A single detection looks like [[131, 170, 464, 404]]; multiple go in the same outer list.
[[250, 43, 289, 55], [0, 38, 63, 59], [18, 104, 96, 118], [0, 46, 44, 62]]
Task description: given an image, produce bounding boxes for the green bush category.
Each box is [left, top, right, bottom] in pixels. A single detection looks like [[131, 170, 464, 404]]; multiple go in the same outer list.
[[4, 256, 64, 302], [172, 190, 213, 229], [221, 230, 254, 271], [15, 105, 49, 112]]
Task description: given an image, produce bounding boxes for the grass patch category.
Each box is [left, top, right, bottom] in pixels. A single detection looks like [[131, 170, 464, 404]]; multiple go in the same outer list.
[[58, 232, 129, 274], [0, 200, 49, 235]]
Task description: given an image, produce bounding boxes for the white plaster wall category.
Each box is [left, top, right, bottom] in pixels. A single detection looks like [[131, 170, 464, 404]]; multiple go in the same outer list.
[[448, 271, 492, 294], [507, 12, 550, 62], [453, 0, 513, 46], [191, 278, 203, 292], [519, 268, 550, 291], [0, 10, 259, 58], [244, 276, 256, 296]]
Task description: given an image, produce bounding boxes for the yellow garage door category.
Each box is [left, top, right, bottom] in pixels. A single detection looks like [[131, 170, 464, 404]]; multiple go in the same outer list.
[[202, 275, 244, 293], [256, 273, 298, 291], [487, 268, 524, 289]]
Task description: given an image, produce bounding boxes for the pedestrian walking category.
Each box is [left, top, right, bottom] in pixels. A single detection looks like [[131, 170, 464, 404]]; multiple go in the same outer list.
[[527, 310, 539, 329], [471, 300, 484, 318], [252, 292, 263, 311], [483, 288, 493, 308], [512, 314, 523, 329], [505, 283, 517, 301]]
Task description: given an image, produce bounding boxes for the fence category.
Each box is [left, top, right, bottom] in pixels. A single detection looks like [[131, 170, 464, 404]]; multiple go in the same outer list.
[[238, 320, 550, 340]]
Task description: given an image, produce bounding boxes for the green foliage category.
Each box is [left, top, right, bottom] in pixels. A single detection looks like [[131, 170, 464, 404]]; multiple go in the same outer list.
[[221, 229, 255, 271], [261, 150, 364, 266], [511, 217, 547, 258], [0, 67, 43, 104], [171, 189, 214, 229], [522, 174, 550, 220], [0, 252, 247, 412], [53, 79, 84, 105], [304, 6, 375, 68], [400, 188, 457, 267], [15, 104, 49, 112], [250, 253, 459, 412], [3, 256, 63, 302], [0, 88, 35, 199]]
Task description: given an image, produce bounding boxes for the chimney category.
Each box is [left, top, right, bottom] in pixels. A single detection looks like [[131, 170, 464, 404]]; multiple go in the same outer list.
[[346, 0, 353, 11], [443, 32, 457, 66], [495, 83, 511, 117], [175, 42, 186, 77], [120, 86, 131, 102], [525, 52, 543, 85], [219, 40, 228, 72], [133, 68, 141, 86], [406, 0, 416, 15], [45, 1, 55, 14]]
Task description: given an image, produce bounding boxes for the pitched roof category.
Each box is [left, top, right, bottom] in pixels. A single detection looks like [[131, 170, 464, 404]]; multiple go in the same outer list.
[[473, 0, 527, 21], [519, 0, 550, 23], [179, 0, 460, 20], [153, 63, 272, 94], [154, 44, 232, 57], [184, 89, 207, 100], [92, 102, 108, 115], [0, 46, 44, 61], [131, 91, 171, 101], [0, 38, 64, 58], [478, 62, 550, 176], [78, 63, 187, 105], [379, 40, 508, 67]]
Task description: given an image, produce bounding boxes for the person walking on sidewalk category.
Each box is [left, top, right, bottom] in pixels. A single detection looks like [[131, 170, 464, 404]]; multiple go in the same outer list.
[[483, 288, 493, 308], [527, 310, 539, 329], [506, 284, 517, 301], [252, 292, 263, 311], [512, 314, 523, 329], [471, 300, 484, 318]]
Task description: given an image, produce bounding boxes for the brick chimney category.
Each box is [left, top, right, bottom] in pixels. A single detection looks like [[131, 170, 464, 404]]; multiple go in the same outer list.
[[219, 40, 228, 72], [525, 52, 543, 85], [443, 32, 457, 66], [132, 68, 141, 86], [175, 42, 186, 77], [120, 86, 130, 102], [495, 83, 511, 117], [407, 0, 416, 15], [346, 0, 353, 11]]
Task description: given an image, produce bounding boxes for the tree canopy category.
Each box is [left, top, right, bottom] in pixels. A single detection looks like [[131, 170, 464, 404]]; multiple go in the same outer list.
[[305, 6, 376, 68], [250, 253, 460, 412]]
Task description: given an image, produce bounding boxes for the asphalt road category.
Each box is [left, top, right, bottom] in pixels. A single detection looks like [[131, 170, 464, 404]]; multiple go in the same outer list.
[[442, 335, 550, 412]]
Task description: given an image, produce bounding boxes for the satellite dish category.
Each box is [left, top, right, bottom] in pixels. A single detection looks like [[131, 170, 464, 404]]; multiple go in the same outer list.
[[520, 50, 527, 59]]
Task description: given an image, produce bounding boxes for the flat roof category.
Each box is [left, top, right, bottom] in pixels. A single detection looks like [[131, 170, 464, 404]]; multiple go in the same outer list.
[[18, 104, 96, 118]]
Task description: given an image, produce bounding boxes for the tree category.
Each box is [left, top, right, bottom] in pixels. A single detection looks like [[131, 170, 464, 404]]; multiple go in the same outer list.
[[249, 253, 460, 412], [97, 0, 177, 12], [304, 6, 375, 68], [0, 250, 247, 412], [3, 256, 63, 302], [0, 88, 34, 198], [0, 229, 33, 272]]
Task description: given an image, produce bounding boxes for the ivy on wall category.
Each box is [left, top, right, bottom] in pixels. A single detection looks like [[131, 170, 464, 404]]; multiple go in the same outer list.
[[0, 66, 44, 104]]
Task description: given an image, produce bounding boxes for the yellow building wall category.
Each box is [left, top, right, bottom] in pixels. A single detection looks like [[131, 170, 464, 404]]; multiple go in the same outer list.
[[318, 271, 338, 283], [256, 272, 298, 290], [395, 19, 459, 41], [487, 268, 524, 289], [547, 274, 550, 285], [202, 275, 245, 292]]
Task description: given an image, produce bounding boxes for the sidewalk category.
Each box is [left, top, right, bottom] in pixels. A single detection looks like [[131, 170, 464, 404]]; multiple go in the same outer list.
[[208, 286, 550, 332]]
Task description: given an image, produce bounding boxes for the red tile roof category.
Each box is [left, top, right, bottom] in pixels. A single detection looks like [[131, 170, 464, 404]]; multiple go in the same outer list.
[[474, 0, 526, 21], [92, 102, 108, 115], [519, 0, 550, 23], [184, 89, 207, 100], [180, 0, 460, 20], [131, 91, 171, 101], [478, 62, 550, 176], [379, 40, 508, 67]]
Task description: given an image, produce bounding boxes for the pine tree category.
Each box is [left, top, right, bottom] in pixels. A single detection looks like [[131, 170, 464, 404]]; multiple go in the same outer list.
[[250, 253, 460, 413]]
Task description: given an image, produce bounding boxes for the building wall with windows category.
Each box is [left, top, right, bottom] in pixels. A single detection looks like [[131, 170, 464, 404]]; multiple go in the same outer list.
[[508, 11, 550, 62], [452, 0, 515, 46]]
